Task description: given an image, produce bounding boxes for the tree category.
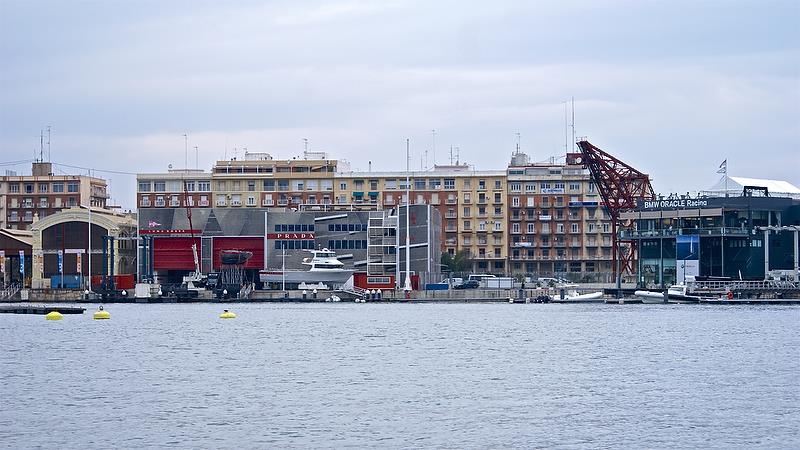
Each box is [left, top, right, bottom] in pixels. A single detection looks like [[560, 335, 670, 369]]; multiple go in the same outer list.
[[441, 250, 472, 273]]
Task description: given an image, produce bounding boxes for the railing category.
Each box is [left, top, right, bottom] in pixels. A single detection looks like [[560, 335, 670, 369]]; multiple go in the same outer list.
[[1, 284, 20, 300], [621, 227, 751, 239]]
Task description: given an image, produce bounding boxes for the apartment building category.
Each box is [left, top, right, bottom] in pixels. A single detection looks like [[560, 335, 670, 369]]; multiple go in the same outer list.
[[506, 152, 614, 280], [137, 169, 212, 210], [1, 162, 109, 230]]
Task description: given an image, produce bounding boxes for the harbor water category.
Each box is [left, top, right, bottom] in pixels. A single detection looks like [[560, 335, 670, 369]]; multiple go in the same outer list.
[[1, 303, 798, 448]]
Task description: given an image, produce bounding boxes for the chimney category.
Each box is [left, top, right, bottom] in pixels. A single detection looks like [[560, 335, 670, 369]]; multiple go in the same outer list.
[[32, 162, 53, 176]]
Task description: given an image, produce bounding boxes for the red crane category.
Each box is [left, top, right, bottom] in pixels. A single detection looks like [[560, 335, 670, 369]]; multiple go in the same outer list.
[[576, 140, 655, 278]]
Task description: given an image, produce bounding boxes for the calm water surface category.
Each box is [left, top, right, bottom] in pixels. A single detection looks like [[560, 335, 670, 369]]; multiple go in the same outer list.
[[1, 303, 798, 449]]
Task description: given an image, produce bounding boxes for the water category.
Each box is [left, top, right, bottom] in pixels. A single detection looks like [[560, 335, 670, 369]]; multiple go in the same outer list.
[[1, 303, 798, 449]]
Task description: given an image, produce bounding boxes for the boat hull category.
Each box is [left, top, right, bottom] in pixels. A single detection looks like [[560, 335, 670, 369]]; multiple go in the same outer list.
[[260, 270, 354, 286]]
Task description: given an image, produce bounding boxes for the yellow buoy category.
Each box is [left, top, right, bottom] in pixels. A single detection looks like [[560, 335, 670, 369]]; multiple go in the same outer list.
[[45, 311, 63, 321], [219, 310, 236, 319], [93, 308, 111, 320]]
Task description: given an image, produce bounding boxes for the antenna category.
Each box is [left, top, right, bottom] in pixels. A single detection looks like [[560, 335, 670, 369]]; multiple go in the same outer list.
[[303, 138, 308, 159], [455, 146, 460, 165], [563, 101, 568, 155], [431, 129, 436, 167], [39, 130, 44, 162], [183, 133, 188, 169], [194, 146, 199, 170], [571, 97, 576, 152], [449, 145, 453, 165], [515, 132, 521, 154], [47, 126, 51, 161]]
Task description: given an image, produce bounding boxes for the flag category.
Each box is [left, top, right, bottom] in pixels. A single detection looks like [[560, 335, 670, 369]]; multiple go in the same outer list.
[[716, 159, 727, 174]]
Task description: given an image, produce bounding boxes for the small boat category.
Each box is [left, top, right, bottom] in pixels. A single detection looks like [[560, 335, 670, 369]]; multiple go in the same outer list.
[[220, 249, 253, 265], [634, 284, 708, 304], [550, 284, 604, 303]]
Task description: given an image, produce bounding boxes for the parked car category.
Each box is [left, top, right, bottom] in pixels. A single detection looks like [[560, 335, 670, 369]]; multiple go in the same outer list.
[[453, 280, 480, 289]]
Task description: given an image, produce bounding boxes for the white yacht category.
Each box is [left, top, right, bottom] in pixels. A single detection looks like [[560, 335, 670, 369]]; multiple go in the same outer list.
[[260, 249, 354, 289]]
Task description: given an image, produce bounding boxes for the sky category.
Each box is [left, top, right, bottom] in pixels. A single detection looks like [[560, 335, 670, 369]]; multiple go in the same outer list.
[[1, 0, 798, 209]]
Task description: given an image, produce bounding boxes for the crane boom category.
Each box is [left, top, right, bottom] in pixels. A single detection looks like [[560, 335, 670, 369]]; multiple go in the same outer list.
[[576, 140, 655, 278]]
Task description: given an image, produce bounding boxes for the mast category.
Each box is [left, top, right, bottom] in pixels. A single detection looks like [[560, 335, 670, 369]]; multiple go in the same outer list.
[[404, 138, 412, 293]]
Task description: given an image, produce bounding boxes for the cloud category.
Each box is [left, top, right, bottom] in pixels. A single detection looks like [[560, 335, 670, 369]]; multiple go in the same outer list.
[[1, 0, 798, 208]]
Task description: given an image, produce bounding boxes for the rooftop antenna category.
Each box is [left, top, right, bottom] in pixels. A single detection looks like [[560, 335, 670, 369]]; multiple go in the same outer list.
[[183, 133, 188, 169], [303, 138, 309, 159], [423, 148, 428, 170], [571, 97, 576, 152], [455, 146, 460, 165], [515, 132, 521, 154], [563, 101, 569, 155], [194, 146, 199, 170], [47, 126, 51, 162], [449, 145, 454, 165], [39, 130, 44, 162], [431, 129, 436, 167]]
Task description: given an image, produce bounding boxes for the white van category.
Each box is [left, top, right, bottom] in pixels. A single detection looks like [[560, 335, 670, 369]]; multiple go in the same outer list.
[[467, 274, 497, 287]]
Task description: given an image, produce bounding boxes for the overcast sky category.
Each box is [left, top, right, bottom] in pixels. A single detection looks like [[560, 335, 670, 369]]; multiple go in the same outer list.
[[1, 0, 798, 209]]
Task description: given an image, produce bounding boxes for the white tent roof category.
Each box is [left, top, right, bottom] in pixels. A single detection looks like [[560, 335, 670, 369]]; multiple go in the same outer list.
[[708, 175, 800, 195]]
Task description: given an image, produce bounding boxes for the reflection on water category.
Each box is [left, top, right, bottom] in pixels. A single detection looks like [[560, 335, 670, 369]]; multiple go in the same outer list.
[[1, 303, 799, 448]]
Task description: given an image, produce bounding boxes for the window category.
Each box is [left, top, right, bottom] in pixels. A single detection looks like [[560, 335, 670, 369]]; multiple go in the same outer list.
[[478, 180, 485, 190], [263, 180, 275, 191], [278, 180, 289, 191], [25, 184, 34, 193], [510, 183, 521, 192], [572, 223, 579, 233], [153, 182, 165, 192], [569, 182, 580, 191], [494, 221, 502, 231], [198, 181, 210, 191], [463, 179, 471, 189], [512, 223, 520, 233], [10, 184, 19, 193], [527, 223, 535, 234], [463, 207, 471, 217], [512, 197, 520, 207], [339, 182, 347, 190], [428, 179, 441, 189], [444, 178, 455, 190], [39, 183, 49, 193], [247, 196, 255, 206], [463, 193, 471, 203], [463, 220, 471, 230], [385, 179, 397, 189], [248, 181, 256, 191], [494, 180, 502, 189], [414, 179, 426, 190], [67, 182, 80, 193], [138, 181, 150, 192], [525, 183, 535, 192]]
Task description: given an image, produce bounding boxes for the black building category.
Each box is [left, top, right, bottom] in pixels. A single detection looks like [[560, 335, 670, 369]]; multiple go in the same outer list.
[[621, 194, 800, 287]]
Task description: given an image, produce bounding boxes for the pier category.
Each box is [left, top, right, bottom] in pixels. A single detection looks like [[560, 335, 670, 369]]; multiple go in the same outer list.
[[0, 305, 86, 315]]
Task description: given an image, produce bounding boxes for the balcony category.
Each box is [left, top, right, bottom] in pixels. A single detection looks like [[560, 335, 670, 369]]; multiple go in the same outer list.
[[22, 203, 33, 209], [216, 199, 227, 206], [169, 200, 180, 207], [445, 226, 458, 232], [445, 212, 457, 219], [155, 201, 166, 207], [539, 215, 552, 221], [199, 200, 209, 207], [38, 202, 49, 208], [512, 241, 536, 248], [445, 198, 457, 204], [477, 198, 488, 205], [510, 215, 522, 221]]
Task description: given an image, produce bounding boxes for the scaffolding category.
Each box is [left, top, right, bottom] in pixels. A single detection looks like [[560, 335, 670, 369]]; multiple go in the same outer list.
[[366, 211, 398, 276]]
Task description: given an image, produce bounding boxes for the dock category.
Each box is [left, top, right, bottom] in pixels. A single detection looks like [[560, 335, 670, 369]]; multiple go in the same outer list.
[[0, 305, 86, 315]]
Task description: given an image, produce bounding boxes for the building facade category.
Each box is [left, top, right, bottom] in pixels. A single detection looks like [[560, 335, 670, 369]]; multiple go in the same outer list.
[[621, 194, 800, 287], [1, 162, 109, 230], [506, 152, 614, 281], [136, 149, 631, 280]]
